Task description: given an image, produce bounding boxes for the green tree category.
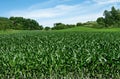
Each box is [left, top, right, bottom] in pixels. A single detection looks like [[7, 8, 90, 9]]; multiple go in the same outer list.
[[45, 27, 50, 31], [0, 17, 12, 30], [110, 6, 120, 27], [97, 17, 105, 26], [97, 6, 120, 27], [103, 10, 113, 27], [9, 17, 43, 30], [52, 23, 76, 30], [52, 23, 66, 30], [76, 22, 83, 26], [111, 6, 117, 23]]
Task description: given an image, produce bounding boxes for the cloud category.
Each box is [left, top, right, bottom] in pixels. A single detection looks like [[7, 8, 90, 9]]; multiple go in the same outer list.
[[8, 0, 120, 27], [92, 0, 120, 4], [9, 5, 77, 18], [37, 13, 102, 26], [28, 0, 72, 10]]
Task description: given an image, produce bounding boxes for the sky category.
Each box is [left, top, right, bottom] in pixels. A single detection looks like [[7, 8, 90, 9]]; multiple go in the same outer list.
[[0, 0, 120, 27]]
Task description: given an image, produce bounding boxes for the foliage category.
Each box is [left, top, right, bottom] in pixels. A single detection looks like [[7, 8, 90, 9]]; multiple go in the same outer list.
[[76, 22, 83, 26], [96, 17, 105, 26], [0, 17, 13, 30], [52, 23, 66, 30], [9, 17, 43, 30], [0, 17, 43, 30], [44, 26, 51, 30], [97, 6, 120, 27], [52, 23, 75, 30], [0, 31, 120, 78]]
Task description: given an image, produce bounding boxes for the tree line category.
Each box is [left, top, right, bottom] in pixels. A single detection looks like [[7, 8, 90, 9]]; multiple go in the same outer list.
[[52, 6, 120, 30], [97, 6, 120, 27], [0, 17, 43, 30], [0, 16, 92, 30], [0, 6, 120, 30]]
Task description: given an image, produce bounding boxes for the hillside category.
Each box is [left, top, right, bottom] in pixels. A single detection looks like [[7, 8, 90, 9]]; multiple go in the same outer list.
[[58, 26, 120, 32]]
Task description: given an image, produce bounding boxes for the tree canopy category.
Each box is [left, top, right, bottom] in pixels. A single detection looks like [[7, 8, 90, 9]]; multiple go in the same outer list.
[[97, 6, 120, 27], [0, 17, 12, 30], [0, 17, 43, 30], [52, 23, 76, 30]]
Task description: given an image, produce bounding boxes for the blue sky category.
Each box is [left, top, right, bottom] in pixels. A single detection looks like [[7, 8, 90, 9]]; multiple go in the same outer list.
[[0, 0, 120, 26]]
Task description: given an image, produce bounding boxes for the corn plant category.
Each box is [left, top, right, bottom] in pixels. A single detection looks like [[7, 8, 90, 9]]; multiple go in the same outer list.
[[0, 31, 120, 78]]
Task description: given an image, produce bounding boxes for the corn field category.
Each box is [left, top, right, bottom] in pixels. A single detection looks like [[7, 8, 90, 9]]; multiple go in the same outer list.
[[0, 31, 120, 79]]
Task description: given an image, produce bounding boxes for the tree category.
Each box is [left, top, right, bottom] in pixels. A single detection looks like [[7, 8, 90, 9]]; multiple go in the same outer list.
[[52, 23, 76, 30], [52, 23, 66, 30], [45, 27, 50, 31], [9, 17, 43, 30], [66, 24, 75, 28], [103, 10, 113, 27], [0, 17, 12, 30], [97, 17, 105, 26], [76, 22, 83, 26], [111, 6, 117, 22], [97, 6, 120, 27]]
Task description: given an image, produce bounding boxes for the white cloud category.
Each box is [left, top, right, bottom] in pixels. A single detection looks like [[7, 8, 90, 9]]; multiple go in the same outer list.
[[28, 0, 72, 10], [8, 0, 120, 27], [37, 12, 103, 26], [10, 5, 77, 19], [93, 0, 120, 4]]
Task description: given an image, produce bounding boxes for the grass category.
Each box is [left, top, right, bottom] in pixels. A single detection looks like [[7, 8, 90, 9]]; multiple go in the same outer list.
[[0, 30, 22, 34], [0, 27, 120, 34], [58, 26, 120, 32]]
